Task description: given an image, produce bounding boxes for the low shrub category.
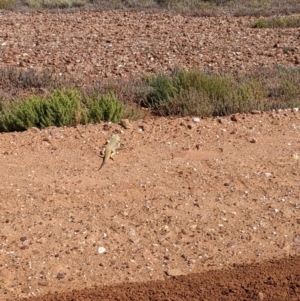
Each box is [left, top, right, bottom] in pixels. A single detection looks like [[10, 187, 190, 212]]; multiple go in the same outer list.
[[0, 88, 124, 132], [85, 91, 123, 124], [0, 0, 16, 9], [252, 15, 300, 28], [21, 0, 88, 8], [143, 69, 267, 117]]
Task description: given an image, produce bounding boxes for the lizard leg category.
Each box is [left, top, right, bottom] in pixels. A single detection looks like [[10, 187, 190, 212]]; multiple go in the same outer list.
[[100, 148, 106, 158], [110, 150, 116, 160]]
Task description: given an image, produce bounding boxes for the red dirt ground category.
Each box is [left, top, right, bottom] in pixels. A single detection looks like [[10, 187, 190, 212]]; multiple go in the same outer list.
[[0, 8, 300, 301]]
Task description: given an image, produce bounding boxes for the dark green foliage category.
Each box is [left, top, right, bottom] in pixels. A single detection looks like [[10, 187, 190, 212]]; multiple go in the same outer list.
[[143, 69, 267, 117], [0, 88, 123, 132], [85, 91, 124, 123]]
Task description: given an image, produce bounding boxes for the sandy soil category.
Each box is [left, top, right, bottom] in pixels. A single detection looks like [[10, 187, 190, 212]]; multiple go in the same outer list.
[[0, 9, 299, 301]]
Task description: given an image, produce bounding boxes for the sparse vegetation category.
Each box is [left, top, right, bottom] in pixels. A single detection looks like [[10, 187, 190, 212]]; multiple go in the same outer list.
[[21, 0, 88, 8], [0, 0, 299, 15], [252, 15, 300, 28], [0, 0, 16, 9], [85, 91, 124, 124], [142, 69, 267, 116], [0, 66, 300, 132], [0, 88, 124, 132]]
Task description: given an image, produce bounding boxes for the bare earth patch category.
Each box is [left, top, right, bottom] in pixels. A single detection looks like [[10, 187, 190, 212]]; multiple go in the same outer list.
[[0, 9, 299, 301], [1, 111, 300, 300]]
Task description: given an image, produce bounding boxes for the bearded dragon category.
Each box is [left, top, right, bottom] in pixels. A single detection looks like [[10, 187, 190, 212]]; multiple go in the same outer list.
[[98, 134, 120, 171]]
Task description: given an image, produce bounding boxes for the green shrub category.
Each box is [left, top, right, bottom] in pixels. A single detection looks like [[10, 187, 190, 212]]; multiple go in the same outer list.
[[252, 17, 267, 28], [142, 69, 269, 117], [0, 88, 125, 132], [0, 88, 87, 132], [144, 73, 176, 109], [85, 91, 123, 123], [0, 0, 16, 9], [252, 15, 300, 28], [21, 0, 87, 8]]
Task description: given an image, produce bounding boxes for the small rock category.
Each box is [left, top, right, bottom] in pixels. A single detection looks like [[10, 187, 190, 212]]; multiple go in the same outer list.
[[103, 124, 111, 131], [98, 246, 106, 254], [251, 110, 261, 114], [56, 272, 66, 280], [292, 108, 299, 112], [258, 291, 264, 300], [166, 268, 185, 276], [28, 127, 40, 133], [120, 119, 132, 129], [38, 281, 49, 286], [195, 143, 202, 150], [227, 241, 235, 248], [139, 125, 146, 132], [292, 153, 299, 161], [271, 118, 280, 125], [230, 129, 237, 134], [249, 137, 257, 143], [21, 287, 30, 294], [230, 114, 238, 122], [187, 124, 193, 129], [50, 129, 57, 137], [192, 117, 201, 123]]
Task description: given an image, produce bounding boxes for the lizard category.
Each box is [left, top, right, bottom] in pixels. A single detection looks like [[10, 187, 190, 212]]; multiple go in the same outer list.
[[98, 134, 120, 171]]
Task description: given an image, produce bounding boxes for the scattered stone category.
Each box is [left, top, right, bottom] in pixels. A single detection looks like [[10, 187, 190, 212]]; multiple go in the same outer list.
[[20, 236, 27, 242], [292, 153, 299, 161], [251, 110, 261, 114], [226, 241, 235, 248], [187, 124, 193, 129], [28, 127, 40, 133], [192, 117, 200, 123], [20, 245, 29, 250], [38, 281, 49, 286], [50, 129, 57, 137], [166, 268, 185, 277], [120, 119, 132, 129], [103, 124, 111, 131], [258, 291, 264, 300], [139, 125, 146, 132], [249, 137, 257, 143], [231, 114, 238, 122], [293, 235, 300, 246], [21, 287, 30, 294], [195, 143, 202, 150], [98, 246, 106, 254], [230, 129, 237, 134], [56, 272, 66, 280], [292, 108, 299, 112]]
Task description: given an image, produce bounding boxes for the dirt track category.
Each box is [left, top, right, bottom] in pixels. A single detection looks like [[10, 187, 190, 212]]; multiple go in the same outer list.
[[0, 9, 300, 301]]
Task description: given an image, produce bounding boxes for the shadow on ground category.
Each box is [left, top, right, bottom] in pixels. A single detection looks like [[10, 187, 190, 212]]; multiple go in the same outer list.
[[15, 255, 300, 301]]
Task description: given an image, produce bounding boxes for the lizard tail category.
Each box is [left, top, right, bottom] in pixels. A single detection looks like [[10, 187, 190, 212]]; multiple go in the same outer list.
[[97, 160, 105, 171]]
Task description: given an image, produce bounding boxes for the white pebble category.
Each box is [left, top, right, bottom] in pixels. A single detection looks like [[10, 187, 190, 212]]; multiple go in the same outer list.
[[98, 247, 106, 254], [192, 117, 201, 123]]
